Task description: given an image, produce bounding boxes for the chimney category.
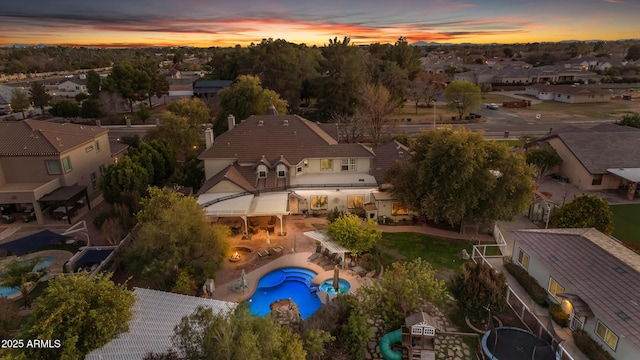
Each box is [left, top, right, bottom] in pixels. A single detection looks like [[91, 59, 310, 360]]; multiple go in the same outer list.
[[227, 114, 236, 131], [267, 104, 278, 115], [204, 128, 214, 149]]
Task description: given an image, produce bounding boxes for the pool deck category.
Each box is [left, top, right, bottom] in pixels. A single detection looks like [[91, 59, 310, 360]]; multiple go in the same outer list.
[[210, 252, 371, 304], [1, 249, 73, 300]]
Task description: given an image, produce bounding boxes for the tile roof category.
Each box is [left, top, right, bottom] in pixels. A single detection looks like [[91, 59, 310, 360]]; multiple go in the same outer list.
[[197, 163, 256, 195], [86, 288, 236, 360], [198, 115, 374, 166], [558, 130, 640, 173], [0, 120, 108, 156], [512, 228, 640, 349], [371, 141, 411, 184], [527, 84, 610, 96]]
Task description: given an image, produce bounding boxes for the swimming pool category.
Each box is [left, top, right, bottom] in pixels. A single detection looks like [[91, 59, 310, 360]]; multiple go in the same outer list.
[[248, 267, 322, 319], [0, 256, 54, 297], [318, 278, 351, 295]]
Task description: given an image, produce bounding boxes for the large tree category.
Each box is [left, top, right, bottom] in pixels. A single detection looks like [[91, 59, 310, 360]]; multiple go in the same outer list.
[[626, 44, 640, 61], [526, 146, 563, 180], [215, 75, 288, 134], [86, 70, 101, 99], [0, 258, 42, 309], [10, 87, 30, 119], [169, 303, 306, 360], [103, 62, 151, 113], [451, 261, 508, 324], [444, 80, 482, 120], [18, 273, 134, 360], [407, 72, 447, 114], [124, 187, 229, 293], [326, 214, 381, 257], [29, 81, 52, 113], [146, 98, 210, 157], [359, 83, 400, 144], [550, 194, 614, 234], [388, 128, 535, 226], [98, 156, 150, 204], [357, 258, 447, 332], [49, 100, 80, 120]]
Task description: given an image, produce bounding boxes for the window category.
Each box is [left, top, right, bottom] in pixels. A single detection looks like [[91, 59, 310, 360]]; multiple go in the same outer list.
[[517, 250, 530, 270], [310, 195, 328, 210], [596, 321, 618, 350], [85, 145, 94, 153], [592, 174, 603, 186], [341, 158, 357, 171], [90, 172, 97, 189], [320, 159, 333, 171], [276, 164, 287, 178], [296, 166, 303, 174], [548, 277, 565, 302], [62, 157, 72, 173], [257, 164, 267, 178], [46, 160, 61, 175], [347, 195, 364, 209], [392, 202, 409, 215], [95, 140, 100, 152]]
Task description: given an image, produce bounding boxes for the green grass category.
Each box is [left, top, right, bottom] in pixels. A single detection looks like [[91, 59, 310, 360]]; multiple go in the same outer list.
[[375, 232, 472, 276], [489, 139, 524, 147], [610, 204, 640, 246], [511, 100, 636, 118]]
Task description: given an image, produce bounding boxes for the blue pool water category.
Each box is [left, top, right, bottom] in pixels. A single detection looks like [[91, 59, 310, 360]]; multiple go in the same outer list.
[[248, 267, 322, 319], [0, 256, 54, 297], [318, 278, 351, 295]]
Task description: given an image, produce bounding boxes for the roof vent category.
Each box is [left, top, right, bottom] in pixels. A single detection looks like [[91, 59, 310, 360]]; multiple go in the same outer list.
[[56, 137, 61, 141], [549, 255, 559, 262], [613, 266, 627, 274], [283, 120, 289, 126], [616, 311, 631, 321], [258, 120, 264, 126]]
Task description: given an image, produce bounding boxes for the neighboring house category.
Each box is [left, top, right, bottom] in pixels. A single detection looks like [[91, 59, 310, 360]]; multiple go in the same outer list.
[[57, 78, 88, 97], [0, 120, 112, 224], [454, 65, 601, 85], [197, 114, 411, 232], [525, 84, 611, 104], [0, 84, 16, 113], [193, 80, 232, 99], [86, 288, 236, 360], [530, 124, 640, 198], [511, 228, 640, 360]]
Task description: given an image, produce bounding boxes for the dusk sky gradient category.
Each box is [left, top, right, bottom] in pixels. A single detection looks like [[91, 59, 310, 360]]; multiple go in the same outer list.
[[1, 0, 638, 47]]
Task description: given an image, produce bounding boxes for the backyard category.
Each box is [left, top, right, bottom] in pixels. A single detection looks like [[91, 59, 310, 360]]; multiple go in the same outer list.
[[611, 204, 640, 249]]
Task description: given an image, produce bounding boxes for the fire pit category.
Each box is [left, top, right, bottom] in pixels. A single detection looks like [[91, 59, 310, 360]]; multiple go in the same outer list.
[[229, 251, 241, 262], [228, 247, 253, 264]]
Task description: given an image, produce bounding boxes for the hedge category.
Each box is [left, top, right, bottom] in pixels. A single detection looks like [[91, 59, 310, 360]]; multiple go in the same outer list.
[[504, 261, 548, 306], [573, 330, 615, 360], [549, 303, 569, 327]]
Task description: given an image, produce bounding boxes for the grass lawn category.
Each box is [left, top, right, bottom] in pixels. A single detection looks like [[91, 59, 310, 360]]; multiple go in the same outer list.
[[375, 232, 473, 278], [509, 99, 636, 118], [610, 204, 640, 246]]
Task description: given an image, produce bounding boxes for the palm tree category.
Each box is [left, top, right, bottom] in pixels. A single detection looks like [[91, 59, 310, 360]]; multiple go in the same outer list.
[[0, 258, 42, 309]]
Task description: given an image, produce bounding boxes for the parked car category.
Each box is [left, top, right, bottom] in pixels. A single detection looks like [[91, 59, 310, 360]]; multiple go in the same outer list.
[[550, 173, 570, 183], [486, 103, 499, 110]]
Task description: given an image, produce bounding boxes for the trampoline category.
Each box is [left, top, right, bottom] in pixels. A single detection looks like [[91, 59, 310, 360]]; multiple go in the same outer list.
[[482, 327, 555, 360]]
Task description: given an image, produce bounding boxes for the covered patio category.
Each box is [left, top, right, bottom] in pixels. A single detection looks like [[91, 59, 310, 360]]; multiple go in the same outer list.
[[303, 230, 350, 263], [39, 185, 91, 224], [607, 167, 640, 200], [198, 192, 290, 236]]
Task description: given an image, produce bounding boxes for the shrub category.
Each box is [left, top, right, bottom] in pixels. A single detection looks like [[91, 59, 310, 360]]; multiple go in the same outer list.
[[504, 261, 548, 306], [327, 206, 345, 223], [93, 210, 108, 230], [451, 261, 508, 323], [549, 303, 569, 327], [573, 330, 615, 360]]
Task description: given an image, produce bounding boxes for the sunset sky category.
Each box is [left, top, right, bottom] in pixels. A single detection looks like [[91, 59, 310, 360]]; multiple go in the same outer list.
[[1, 0, 638, 47]]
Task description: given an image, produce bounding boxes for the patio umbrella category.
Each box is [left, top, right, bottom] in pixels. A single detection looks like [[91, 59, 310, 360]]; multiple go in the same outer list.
[[241, 269, 247, 294], [265, 230, 270, 250], [333, 265, 340, 294]]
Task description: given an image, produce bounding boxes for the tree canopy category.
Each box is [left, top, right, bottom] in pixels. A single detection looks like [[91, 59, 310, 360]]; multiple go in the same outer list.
[[103, 61, 151, 113], [525, 146, 563, 180], [146, 98, 209, 156], [616, 112, 640, 128], [168, 303, 306, 360], [124, 187, 229, 293], [29, 81, 51, 113], [550, 194, 614, 234], [98, 155, 150, 204], [357, 258, 447, 332], [0, 258, 42, 309], [18, 273, 134, 360], [358, 83, 400, 144], [388, 128, 535, 226], [326, 214, 381, 257], [10, 88, 30, 118], [444, 80, 482, 120], [451, 261, 508, 323], [215, 75, 288, 134]]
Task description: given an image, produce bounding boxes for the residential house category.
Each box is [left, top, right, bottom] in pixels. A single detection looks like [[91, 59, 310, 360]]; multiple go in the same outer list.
[[525, 84, 611, 104], [0, 84, 16, 114], [530, 124, 640, 198], [193, 80, 232, 99], [369, 140, 414, 221], [86, 288, 235, 360], [57, 78, 88, 97], [0, 120, 112, 224], [454, 65, 600, 85], [197, 114, 412, 232], [511, 228, 640, 360]]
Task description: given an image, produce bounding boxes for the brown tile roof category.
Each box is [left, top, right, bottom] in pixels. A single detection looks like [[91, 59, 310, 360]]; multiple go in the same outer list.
[[0, 120, 108, 156], [371, 141, 411, 184], [513, 228, 640, 349], [527, 84, 610, 96], [198, 115, 374, 166], [197, 163, 256, 195]]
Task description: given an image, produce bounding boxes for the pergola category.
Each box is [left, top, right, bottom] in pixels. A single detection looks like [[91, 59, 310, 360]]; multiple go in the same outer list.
[[607, 167, 640, 200], [303, 230, 350, 261], [197, 192, 290, 235], [39, 185, 90, 224]]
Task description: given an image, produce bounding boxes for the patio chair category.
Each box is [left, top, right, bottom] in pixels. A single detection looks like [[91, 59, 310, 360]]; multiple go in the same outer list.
[[308, 253, 321, 261], [258, 249, 271, 258]]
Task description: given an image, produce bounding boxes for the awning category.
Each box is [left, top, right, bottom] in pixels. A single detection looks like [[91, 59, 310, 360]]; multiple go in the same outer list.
[[248, 192, 289, 216], [303, 230, 349, 254], [39, 185, 87, 203], [73, 249, 114, 271], [607, 168, 640, 182], [198, 192, 290, 217], [557, 293, 594, 317], [0, 230, 69, 256]]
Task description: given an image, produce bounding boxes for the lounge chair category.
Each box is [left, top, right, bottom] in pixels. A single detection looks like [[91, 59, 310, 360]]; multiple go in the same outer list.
[[308, 253, 321, 261], [272, 246, 283, 253], [258, 249, 271, 258]]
